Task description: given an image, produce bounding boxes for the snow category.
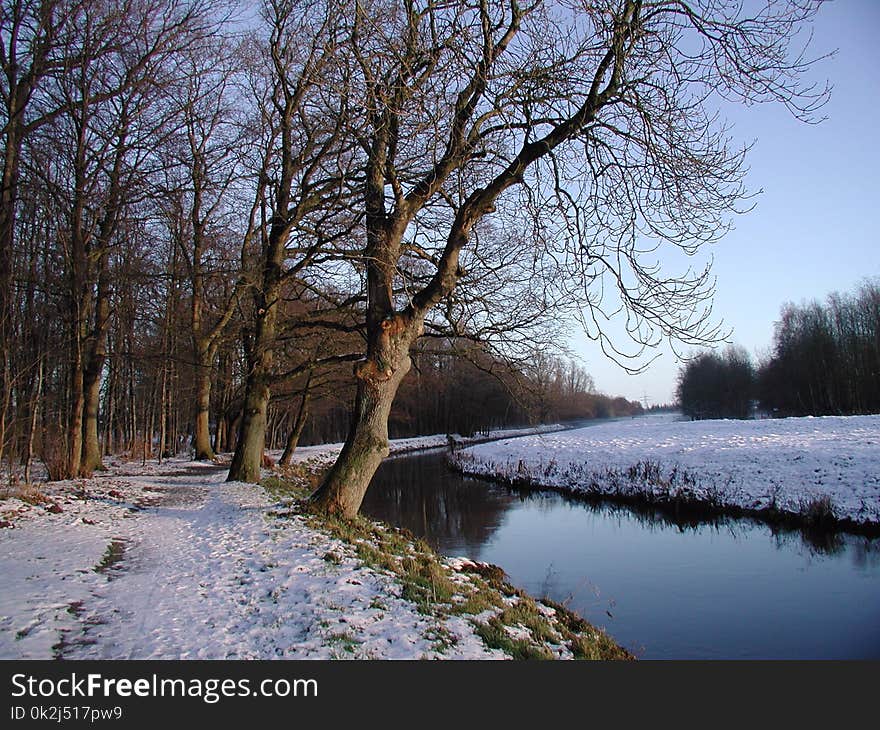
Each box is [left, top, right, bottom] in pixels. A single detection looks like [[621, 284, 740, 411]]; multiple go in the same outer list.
[[0, 459, 506, 660], [266, 423, 565, 468], [452, 413, 880, 526]]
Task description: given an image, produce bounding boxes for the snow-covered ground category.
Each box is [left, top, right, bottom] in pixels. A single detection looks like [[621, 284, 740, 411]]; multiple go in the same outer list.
[[452, 414, 880, 527], [0, 459, 510, 660], [0, 424, 579, 661]]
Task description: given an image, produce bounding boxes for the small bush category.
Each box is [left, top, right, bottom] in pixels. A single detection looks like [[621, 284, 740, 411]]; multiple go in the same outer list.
[[42, 426, 71, 481]]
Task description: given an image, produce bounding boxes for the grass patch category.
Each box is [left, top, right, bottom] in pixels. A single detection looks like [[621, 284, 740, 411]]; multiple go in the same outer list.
[[802, 495, 836, 528], [425, 624, 458, 654], [398, 553, 457, 613], [261, 462, 632, 660], [326, 630, 360, 656], [94, 539, 126, 576], [449, 582, 505, 615], [540, 597, 633, 660], [260, 474, 311, 501], [473, 619, 554, 660]]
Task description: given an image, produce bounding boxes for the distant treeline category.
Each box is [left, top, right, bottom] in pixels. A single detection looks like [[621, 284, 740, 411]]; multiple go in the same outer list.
[[299, 350, 644, 446], [676, 346, 755, 420], [677, 281, 880, 419]]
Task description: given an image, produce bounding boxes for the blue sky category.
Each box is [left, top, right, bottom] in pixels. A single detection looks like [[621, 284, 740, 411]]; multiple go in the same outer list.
[[571, 0, 880, 405]]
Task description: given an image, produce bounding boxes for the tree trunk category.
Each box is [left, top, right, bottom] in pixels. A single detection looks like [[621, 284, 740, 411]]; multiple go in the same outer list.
[[81, 251, 111, 474], [81, 367, 104, 473], [0, 117, 21, 468], [311, 347, 412, 518], [226, 227, 282, 481], [227, 296, 278, 482], [158, 362, 168, 463], [68, 363, 85, 478], [215, 415, 226, 454], [279, 383, 311, 467], [227, 372, 270, 482], [193, 349, 215, 460], [24, 358, 43, 485]]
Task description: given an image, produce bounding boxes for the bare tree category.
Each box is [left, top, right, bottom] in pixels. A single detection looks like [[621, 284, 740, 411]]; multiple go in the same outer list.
[[1, 0, 73, 464], [311, 0, 829, 517], [226, 0, 356, 482], [159, 37, 249, 460], [21, 0, 223, 476], [759, 280, 880, 416]]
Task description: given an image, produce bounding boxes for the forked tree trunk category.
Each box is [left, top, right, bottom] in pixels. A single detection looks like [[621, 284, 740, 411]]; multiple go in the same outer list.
[[310, 359, 409, 517]]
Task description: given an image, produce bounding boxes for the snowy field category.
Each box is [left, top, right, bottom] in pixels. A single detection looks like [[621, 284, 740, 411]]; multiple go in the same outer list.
[[452, 414, 880, 527]]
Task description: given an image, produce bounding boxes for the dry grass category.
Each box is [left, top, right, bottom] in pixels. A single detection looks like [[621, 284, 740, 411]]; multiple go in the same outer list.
[[0, 481, 53, 506]]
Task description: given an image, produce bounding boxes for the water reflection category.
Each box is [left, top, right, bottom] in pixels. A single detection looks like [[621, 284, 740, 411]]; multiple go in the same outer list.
[[362, 450, 880, 659], [366, 451, 875, 560], [360, 451, 517, 555]]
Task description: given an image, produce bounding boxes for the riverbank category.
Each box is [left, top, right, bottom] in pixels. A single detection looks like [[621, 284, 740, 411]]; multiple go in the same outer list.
[[451, 413, 880, 534], [0, 430, 629, 660], [264, 422, 566, 470]]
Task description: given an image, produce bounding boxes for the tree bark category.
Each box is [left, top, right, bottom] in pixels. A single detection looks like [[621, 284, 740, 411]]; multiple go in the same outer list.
[[0, 131, 20, 467], [279, 376, 312, 467], [227, 294, 278, 481], [68, 360, 85, 478], [226, 369, 270, 482], [192, 347, 215, 460], [311, 307, 419, 516], [24, 357, 43, 485], [310, 355, 410, 517], [80, 250, 112, 474], [81, 365, 104, 473]]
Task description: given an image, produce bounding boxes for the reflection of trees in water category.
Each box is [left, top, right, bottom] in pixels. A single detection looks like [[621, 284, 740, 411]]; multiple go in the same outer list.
[[770, 526, 843, 557], [361, 453, 516, 555], [769, 528, 880, 566], [365, 452, 880, 560]]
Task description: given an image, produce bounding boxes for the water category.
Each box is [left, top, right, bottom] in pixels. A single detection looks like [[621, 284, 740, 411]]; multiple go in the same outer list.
[[360, 450, 880, 659]]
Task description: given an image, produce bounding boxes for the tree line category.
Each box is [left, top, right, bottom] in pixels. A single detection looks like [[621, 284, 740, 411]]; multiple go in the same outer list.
[[2, 0, 826, 515], [0, 0, 640, 480], [677, 281, 880, 420]]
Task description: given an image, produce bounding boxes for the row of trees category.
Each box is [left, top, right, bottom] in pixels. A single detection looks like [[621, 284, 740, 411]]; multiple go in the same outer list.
[[677, 281, 880, 420], [759, 281, 880, 417], [265, 348, 642, 452], [3, 0, 826, 515], [676, 346, 755, 420]]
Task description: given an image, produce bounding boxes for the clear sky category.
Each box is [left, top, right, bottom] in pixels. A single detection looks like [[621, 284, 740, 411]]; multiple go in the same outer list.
[[570, 0, 880, 405]]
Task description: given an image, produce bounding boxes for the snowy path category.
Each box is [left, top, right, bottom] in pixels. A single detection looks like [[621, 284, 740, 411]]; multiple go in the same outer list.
[[1, 461, 502, 660]]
